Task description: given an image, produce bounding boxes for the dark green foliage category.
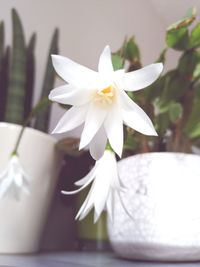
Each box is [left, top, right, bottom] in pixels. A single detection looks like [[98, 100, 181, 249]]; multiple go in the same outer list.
[[5, 9, 26, 124], [0, 8, 58, 134], [0, 21, 5, 120], [0, 46, 10, 121], [34, 28, 59, 133], [24, 33, 36, 120], [111, 7, 200, 155]]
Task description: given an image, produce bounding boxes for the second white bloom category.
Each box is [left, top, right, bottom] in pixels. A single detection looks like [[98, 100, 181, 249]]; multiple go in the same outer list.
[[49, 46, 163, 160], [62, 150, 121, 223]]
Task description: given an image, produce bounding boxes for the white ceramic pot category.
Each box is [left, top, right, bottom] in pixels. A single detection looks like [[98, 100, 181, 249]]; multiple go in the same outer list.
[[107, 152, 200, 262], [0, 122, 60, 253]]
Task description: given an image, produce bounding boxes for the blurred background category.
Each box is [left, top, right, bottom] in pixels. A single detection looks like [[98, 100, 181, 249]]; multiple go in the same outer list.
[[0, 0, 200, 252]]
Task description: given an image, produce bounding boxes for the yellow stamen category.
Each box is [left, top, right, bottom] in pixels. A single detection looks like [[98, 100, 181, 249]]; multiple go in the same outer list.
[[94, 85, 115, 106], [102, 86, 112, 94]]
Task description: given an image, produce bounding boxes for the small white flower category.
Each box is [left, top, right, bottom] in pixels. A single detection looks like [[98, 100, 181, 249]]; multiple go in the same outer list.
[[62, 150, 122, 223], [0, 155, 30, 199], [49, 46, 163, 160]]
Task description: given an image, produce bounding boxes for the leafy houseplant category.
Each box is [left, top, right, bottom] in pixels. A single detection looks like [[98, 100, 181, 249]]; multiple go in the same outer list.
[[0, 9, 60, 254], [0, 8, 59, 131], [107, 7, 200, 261], [114, 7, 200, 157]]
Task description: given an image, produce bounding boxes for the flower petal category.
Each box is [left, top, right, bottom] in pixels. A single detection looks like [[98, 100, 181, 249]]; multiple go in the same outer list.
[[124, 63, 163, 91], [0, 177, 12, 198], [98, 46, 114, 76], [79, 103, 107, 150], [93, 173, 111, 223], [89, 126, 107, 160], [120, 90, 157, 136], [75, 182, 95, 220], [52, 105, 88, 134], [62, 167, 96, 195], [104, 104, 123, 158], [49, 84, 92, 106], [51, 55, 98, 87], [106, 191, 114, 222], [74, 164, 97, 187]]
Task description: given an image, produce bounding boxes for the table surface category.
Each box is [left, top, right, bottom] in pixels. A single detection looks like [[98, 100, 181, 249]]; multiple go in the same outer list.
[[0, 252, 200, 267]]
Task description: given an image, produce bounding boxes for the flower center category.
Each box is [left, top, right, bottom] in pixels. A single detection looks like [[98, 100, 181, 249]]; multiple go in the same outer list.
[[94, 85, 115, 106]]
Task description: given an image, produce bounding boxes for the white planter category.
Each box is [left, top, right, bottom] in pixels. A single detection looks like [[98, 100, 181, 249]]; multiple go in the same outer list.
[[0, 122, 60, 253], [107, 152, 200, 261]]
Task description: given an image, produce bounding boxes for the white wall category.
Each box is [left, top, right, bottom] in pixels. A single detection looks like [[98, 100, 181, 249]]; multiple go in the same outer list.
[[0, 0, 166, 132]]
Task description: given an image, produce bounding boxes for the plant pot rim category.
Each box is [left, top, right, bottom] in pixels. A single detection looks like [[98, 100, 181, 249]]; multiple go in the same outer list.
[[120, 151, 200, 164], [0, 122, 57, 144]]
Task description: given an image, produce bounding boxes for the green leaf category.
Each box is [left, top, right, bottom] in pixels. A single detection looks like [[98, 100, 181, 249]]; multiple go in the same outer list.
[[6, 8, 27, 124], [166, 27, 189, 50], [161, 70, 189, 102], [111, 53, 123, 70], [34, 28, 59, 132], [178, 50, 199, 77], [156, 48, 167, 64], [24, 33, 36, 120], [193, 62, 200, 79], [155, 113, 170, 136], [190, 22, 200, 48], [184, 98, 200, 138], [154, 98, 170, 114], [167, 7, 196, 31], [169, 102, 183, 122], [145, 75, 165, 101], [125, 37, 140, 62]]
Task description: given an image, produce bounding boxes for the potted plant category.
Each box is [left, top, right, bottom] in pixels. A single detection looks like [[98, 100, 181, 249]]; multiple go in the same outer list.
[[0, 9, 60, 253], [107, 7, 200, 261]]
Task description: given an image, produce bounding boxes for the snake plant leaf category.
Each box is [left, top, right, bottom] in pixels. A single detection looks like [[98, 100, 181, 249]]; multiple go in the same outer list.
[[24, 33, 36, 120], [168, 102, 183, 123], [0, 46, 10, 121], [34, 28, 59, 132], [0, 21, 4, 61], [5, 8, 26, 124], [190, 22, 200, 48], [0, 21, 5, 120]]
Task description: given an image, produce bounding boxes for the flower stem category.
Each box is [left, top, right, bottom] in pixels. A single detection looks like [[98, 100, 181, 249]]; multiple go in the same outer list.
[[11, 97, 51, 156]]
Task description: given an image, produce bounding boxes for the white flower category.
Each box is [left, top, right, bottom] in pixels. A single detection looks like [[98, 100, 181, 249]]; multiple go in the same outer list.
[[49, 46, 163, 160], [0, 155, 30, 199], [62, 150, 121, 223]]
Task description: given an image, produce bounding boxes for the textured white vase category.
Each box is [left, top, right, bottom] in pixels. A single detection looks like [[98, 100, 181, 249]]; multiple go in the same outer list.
[[107, 152, 200, 261], [0, 122, 60, 253]]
